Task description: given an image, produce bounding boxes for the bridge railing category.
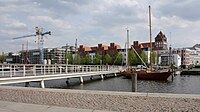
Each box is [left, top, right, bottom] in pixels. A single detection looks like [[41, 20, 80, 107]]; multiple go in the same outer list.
[[0, 64, 122, 78]]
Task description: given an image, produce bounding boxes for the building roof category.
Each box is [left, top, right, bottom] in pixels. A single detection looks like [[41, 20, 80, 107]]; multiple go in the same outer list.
[[139, 42, 155, 49], [82, 46, 92, 51], [155, 31, 167, 41], [102, 45, 109, 50], [114, 44, 121, 49]]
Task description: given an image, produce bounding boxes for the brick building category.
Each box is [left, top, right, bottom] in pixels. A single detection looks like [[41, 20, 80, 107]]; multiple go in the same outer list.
[[78, 43, 121, 64], [132, 31, 169, 64], [132, 31, 168, 53]]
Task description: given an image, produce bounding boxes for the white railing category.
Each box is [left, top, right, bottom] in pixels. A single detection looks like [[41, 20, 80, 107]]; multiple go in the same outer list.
[[0, 64, 122, 78]]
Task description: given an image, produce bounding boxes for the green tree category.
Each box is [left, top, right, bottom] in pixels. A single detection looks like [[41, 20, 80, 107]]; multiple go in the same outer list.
[[129, 49, 137, 66], [80, 57, 86, 64], [85, 54, 91, 65], [114, 52, 123, 65], [129, 49, 142, 65], [152, 52, 157, 64], [103, 54, 112, 65], [74, 54, 81, 64], [65, 52, 73, 64], [140, 51, 148, 65], [94, 53, 100, 65], [0, 55, 6, 63]]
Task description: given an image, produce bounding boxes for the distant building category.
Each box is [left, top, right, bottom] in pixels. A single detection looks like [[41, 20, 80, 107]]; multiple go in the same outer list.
[[78, 43, 121, 64], [6, 45, 76, 64], [160, 53, 181, 67], [132, 31, 169, 64], [186, 44, 200, 65]]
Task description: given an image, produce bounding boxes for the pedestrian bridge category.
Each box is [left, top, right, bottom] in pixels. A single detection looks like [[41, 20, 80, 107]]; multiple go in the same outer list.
[[0, 64, 123, 88]]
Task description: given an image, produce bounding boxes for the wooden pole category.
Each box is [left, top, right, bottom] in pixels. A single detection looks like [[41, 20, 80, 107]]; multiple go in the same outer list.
[[149, 5, 153, 72], [132, 73, 137, 92]]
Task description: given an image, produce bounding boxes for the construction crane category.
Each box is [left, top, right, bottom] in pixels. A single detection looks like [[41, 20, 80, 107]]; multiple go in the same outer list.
[[13, 27, 51, 64]]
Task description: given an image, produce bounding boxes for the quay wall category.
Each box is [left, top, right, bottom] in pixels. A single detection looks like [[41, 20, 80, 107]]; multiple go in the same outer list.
[[0, 86, 199, 112]]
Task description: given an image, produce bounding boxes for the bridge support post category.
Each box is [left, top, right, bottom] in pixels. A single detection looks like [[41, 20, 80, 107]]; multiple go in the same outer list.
[[40, 80, 45, 88], [80, 76, 83, 84], [66, 78, 69, 84], [100, 74, 104, 80], [25, 82, 30, 87], [90, 76, 93, 80], [132, 73, 137, 92]]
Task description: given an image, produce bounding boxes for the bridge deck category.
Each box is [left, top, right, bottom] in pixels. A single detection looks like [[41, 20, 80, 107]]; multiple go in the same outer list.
[[0, 64, 123, 86]]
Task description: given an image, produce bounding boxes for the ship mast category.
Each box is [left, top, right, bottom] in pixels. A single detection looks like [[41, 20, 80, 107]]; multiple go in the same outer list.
[[149, 5, 153, 71], [126, 29, 129, 67]]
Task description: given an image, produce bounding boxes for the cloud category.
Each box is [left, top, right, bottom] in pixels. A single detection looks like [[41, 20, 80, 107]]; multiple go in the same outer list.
[[28, 16, 71, 30], [0, 0, 200, 53]]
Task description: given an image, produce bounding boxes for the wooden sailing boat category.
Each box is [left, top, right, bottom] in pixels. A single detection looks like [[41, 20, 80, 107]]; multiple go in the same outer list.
[[120, 5, 172, 81]]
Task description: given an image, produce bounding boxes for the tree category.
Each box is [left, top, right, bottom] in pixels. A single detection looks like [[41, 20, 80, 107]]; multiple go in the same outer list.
[[152, 52, 157, 65], [129, 49, 137, 66], [140, 51, 148, 65], [65, 52, 73, 64], [0, 55, 6, 63], [85, 54, 91, 65], [94, 53, 100, 65], [74, 54, 81, 64], [114, 52, 123, 65], [103, 54, 112, 65], [80, 57, 86, 64]]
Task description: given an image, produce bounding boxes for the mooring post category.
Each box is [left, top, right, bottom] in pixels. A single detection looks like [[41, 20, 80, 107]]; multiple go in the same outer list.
[[132, 73, 137, 92], [40, 80, 45, 88], [171, 72, 174, 81]]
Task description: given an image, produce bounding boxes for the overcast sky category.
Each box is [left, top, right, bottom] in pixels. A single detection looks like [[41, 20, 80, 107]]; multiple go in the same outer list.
[[0, 0, 199, 53]]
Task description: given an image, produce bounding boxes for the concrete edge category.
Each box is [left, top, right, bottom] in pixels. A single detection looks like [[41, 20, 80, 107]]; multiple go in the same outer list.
[[0, 86, 200, 99]]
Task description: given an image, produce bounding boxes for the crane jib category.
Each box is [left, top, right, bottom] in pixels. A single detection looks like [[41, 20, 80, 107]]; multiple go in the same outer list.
[[13, 31, 51, 40], [13, 34, 37, 39]]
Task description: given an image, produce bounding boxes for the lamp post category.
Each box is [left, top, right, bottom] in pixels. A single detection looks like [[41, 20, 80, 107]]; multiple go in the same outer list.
[[66, 43, 68, 64]]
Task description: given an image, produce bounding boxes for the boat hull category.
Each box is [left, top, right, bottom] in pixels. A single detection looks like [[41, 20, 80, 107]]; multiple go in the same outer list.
[[120, 70, 172, 81]]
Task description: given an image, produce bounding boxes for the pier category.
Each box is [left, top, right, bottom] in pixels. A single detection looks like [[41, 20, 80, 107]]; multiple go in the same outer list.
[[0, 64, 123, 88]]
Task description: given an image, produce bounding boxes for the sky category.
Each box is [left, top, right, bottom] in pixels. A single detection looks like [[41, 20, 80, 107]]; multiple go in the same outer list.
[[0, 0, 199, 53]]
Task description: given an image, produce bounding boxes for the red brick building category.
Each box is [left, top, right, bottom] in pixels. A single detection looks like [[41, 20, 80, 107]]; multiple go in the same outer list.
[[132, 31, 168, 53], [78, 43, 121, 63]]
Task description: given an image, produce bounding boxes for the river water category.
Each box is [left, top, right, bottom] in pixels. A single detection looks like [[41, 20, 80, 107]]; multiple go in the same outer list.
[[10, 74, 200, 94]]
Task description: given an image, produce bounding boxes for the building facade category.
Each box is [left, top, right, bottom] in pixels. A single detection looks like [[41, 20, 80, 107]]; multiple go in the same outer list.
[[132, 31, 169, 64]]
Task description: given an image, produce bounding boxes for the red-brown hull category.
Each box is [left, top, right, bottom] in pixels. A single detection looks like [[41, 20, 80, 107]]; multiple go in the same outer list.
[[120, 70, 172, 81]]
